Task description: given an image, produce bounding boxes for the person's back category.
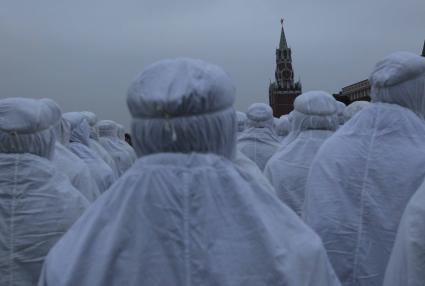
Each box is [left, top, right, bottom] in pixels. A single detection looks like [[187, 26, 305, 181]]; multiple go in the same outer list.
[[336, 101, 346, 126], [343, 101, 370, 123], [52, 118, 100, 202], [63, 112, 115, 193], [237, 103, 281, 171], [303, 52, 425, 286], [81, 111, 119, 178], [116, 123, 138, 163], [383, 178, 425, 286], [234, 150, 277, 196], [97, 120, 136, 177], [264, 91, 339, 216], [38, 58, 341, 286], [236, 111, 247, 139], [0, 98, 88, 286], [275, 115, 291, 141]]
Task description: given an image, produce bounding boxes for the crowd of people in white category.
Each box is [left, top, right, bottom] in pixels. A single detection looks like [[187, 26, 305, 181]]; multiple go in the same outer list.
[[1, 51, 425, 286]]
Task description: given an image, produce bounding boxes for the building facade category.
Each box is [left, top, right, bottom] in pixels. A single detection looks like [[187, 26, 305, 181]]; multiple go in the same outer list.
[[333, 79, 371, 105], [268, 21, 302, 117], [334, 40, 425, 105]]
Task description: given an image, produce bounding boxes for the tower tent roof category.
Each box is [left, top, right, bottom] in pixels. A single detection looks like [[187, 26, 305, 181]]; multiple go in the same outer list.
[[279, 26, 288, 50]]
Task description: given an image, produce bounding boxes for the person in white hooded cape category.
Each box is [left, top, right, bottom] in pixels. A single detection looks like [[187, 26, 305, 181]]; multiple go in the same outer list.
[[236, 111, 247, 136], [63, 112, 115, 193], [264, 91, 338, 216], [38, 58, 340, 286], [303, 52, 425, 286], [116, 122, 138, 163], [343, 101, 370, 123], [52, 117, 101, 202], [80, 111, 119, 178], [96, 120, 136, 177], [336, 101, 346, 126], [382, 178, 425, 286], [234, 112, 276, 195], [275, 115, 291, 141], [277, 111, 298, 151], [237, 103, 281, 171], [0, 97, 88, 286]]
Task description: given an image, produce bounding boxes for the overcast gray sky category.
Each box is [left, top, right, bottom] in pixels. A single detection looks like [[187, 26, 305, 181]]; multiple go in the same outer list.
[[1, 0, 424, 128]]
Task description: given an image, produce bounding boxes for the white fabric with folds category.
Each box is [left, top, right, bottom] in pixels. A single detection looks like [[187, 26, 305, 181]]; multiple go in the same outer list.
[[265, 129, 334, 215], [237, 103, 280, 171], [114, 123, 137, 163], [336, 101, 346, 125], [52, 143, 101, 202], [97, 120, 136, 176], [80, 111, 119, 176], [383, 180, 425, 286], [264, 91, 338, 216], [0, 97, 61, 135], [52, 118, 101, 201], [237, 127, 280, 171], [38, 153, 341, 286], [276, 115, 290, 138], [234, 150, 276, 195], [370, 52, 425, 120], [0, 153, 88, 286], [303, 102, 425, 286], [89, 138, 119, 178], [126, 59, 237, 159], [236, 111, 247, 132], [63, 113, 115, 193], [343, 101, 370, 122], [0, 98, 61, 159]]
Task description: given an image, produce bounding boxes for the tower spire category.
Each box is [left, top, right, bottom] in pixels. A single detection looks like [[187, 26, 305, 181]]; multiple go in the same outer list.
[[279, 18, 288, 49]]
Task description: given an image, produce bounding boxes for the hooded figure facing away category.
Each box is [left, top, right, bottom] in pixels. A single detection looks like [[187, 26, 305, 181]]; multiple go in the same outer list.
[[0, 98, 88, 286], [116, 123, 138, 162], [236, 111, 247, 134], [52, 118, 100, 202], [38, 58, 341, 286], [63, 112, 115, 193], [343, 101, 370, 123], [264, 91, 338, 216], [336, 101, 346, 125], [275, 115, 291, 140], [97, 120, 136, 177], [237, 103, 281, 171], [383, 178, 425, 286], [303, 52, 425, 286], [81, 111, 119, 178], [234, 113, 276, 195]]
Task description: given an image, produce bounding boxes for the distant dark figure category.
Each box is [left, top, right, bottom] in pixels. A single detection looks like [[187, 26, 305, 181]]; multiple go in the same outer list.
[[125, 133, 133, 146]]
